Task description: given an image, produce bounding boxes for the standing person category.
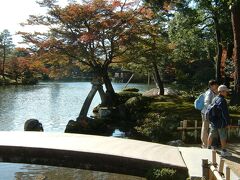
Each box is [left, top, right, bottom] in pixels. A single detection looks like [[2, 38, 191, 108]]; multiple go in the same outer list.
[[201, 80, 219, 148], [207, 85, 231, 157]]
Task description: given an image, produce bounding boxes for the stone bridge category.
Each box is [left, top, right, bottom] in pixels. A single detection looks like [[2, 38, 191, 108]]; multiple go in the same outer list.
[[0, 131, 239, 179], [0, 131, 186, 177]]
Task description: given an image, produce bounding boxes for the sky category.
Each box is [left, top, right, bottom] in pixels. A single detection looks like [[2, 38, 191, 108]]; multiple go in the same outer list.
[[0, 0, 70, 46]]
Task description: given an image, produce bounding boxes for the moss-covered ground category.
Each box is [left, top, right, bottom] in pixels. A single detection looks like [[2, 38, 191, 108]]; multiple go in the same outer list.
[[66, 88, 240, 144], [117, 90, 240, 144]]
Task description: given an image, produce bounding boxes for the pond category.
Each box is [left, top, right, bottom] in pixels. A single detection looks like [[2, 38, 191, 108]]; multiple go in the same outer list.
[[0, 81, 154, 179]]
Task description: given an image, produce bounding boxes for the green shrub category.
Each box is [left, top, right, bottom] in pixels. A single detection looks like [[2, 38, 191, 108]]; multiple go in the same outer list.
[[125, 96, 152, 108], [179, 91, 196, 102], [135, 112, 180, 143], [229, 105, 240, 114], [22, 77, 38, 85], [117, 91, 142, 104], [146, 168, 188, 180], [125, 96, 152, 114]]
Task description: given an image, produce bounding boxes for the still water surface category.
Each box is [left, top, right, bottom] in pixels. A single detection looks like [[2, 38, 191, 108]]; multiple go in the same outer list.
[[0, 82, 153, 180]]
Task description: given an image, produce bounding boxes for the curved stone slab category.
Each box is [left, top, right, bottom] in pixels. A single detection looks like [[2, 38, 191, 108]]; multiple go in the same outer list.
[[0, 131, 187, 177]]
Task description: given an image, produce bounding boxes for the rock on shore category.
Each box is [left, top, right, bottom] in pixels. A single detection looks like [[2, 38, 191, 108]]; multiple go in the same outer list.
[[142, 88, 178, 97]]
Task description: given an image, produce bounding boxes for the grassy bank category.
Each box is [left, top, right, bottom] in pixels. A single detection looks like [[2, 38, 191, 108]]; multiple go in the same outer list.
[[117, 89, 240, 144]]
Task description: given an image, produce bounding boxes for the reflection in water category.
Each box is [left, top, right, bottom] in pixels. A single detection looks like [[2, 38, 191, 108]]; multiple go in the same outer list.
[[0, 163, 145, 180], [0, 86, 16, 130], [0, 82, 153, 179], [0, 82, 153, 132], [0, 82, 98, 132]]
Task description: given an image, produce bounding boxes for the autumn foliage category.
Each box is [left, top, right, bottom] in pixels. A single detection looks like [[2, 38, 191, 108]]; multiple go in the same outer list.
[[19, 0, 157, 96], [5, 48, 47, 84]]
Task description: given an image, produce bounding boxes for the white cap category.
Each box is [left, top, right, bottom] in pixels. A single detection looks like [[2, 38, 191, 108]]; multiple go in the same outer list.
[[218, 85, 229, 92]]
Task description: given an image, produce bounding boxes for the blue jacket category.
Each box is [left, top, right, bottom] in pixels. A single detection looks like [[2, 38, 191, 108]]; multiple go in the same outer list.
[[210, 95, 230, 128]]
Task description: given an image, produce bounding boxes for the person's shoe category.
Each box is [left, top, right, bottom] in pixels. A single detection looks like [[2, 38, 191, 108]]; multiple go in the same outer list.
[[220, 150, 232, 157], [211, 146, 218, 150], [207, 146, 217, 150]]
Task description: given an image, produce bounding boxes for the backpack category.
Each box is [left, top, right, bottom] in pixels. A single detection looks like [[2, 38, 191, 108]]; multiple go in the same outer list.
[[204, 99, 221, 123], [194, 93, 205, 110]]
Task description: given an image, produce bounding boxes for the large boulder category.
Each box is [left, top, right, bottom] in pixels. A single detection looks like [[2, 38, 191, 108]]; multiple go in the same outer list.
[[24, 119, 44, 131], [142, 88, 179, 97], [65, 118, 110, 135]]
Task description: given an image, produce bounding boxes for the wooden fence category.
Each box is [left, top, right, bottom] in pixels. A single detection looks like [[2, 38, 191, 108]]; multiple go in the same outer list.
[[177, 120, 240, 142], [202, 151, 231, 180]]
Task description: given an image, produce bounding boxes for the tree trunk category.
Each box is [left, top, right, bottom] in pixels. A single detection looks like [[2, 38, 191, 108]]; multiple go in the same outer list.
[[97, 84, 107, 106], [152, 62, 164, 95], [2, 44, 6, 82], [230, 1, 240, 105], [101, 67, 118, 106], [77, 81, 101, 121], [102, 69, 115, 95], [214, 17, 223, 84], [224, 43, 234, 87], [227, 43, 234, 60]]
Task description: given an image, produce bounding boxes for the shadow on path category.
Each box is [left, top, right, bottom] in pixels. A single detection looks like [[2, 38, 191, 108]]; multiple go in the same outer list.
[[228, 143, 240, 156], [184, 143, 240, 177], [222, 143, 240, 177]]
